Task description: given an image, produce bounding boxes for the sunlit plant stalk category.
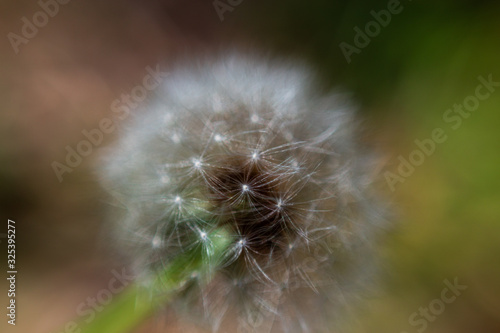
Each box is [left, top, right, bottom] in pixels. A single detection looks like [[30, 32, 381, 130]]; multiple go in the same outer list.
[[78, 228, 232, 333]]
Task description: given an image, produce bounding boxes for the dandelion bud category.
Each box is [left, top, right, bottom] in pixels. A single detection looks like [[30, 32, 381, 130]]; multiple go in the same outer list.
[[101, 55, 387, 332]]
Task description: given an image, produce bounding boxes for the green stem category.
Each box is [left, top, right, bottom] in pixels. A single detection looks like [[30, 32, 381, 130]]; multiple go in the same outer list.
[[78, 228, 232, 333]]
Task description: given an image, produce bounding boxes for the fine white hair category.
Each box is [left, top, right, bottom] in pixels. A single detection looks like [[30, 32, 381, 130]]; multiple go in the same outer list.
[[101, 54, 387, 332]]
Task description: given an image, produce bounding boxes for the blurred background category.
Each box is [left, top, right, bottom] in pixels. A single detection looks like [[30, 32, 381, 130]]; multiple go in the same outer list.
[[1, 0, 499, 332]]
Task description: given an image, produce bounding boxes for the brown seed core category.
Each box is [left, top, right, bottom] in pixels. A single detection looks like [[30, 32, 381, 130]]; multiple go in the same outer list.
[[206, 157, 293, 254]]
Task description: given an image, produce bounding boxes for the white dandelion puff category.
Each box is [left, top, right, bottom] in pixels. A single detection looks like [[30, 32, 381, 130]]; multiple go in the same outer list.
[[101, 54, 388, 332]]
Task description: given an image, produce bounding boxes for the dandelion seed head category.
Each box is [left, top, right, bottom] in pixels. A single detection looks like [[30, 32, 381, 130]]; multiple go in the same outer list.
[[101, 54, 388, 333]]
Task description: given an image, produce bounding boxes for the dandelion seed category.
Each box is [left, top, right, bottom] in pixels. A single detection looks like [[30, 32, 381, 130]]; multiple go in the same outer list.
[[171, 133, 181, 143], [163, 112, 173, 124], [291, 160, 301, 172], [151, 235, 162, 248], [160, 175, 170, 184], [214, 134, 224, 142], [193, 159, 202, 169]]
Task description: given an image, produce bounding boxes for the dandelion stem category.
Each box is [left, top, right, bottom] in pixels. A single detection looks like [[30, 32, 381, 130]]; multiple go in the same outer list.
[[78, 228, 232, 333]]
